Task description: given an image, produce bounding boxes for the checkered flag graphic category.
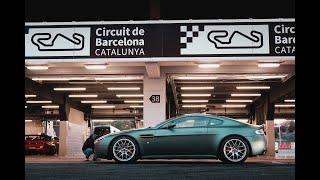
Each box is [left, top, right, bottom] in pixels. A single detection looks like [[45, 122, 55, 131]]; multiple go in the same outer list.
[[180, 25, 205, 48]]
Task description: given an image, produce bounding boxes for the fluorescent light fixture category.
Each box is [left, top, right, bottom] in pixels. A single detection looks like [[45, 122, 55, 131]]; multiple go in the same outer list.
[[246, 75, 286, 80], [181, 86, 214, 90], [284, 99, 295, 102], [25, 120, 32, 122], [258, 63, 280, 68], [275, 104, 295, 108], [69, 94, 98, 98], [231, 93, 261, 97], [116, 94, 144, 98], [81, 100, 107, 104], [91, 119, 115, 122], [222, 104, 246, 108], [54, 87, 86, 91], [236, 86, 270, 90], [198, 64, 220, 68], [175, 76, 217, 80], [25, 94, 37, 98], [41, 105, 59, 109], [26, 65, 49, 70], [130, 105, 144, 108], [182, 104, 207, 108], [95, 77, 142, 81], [91, 105, 115, 109], [108, 87, 140, 91], [26, 100, 52, 104], [32, 77, 87, 81], [226, 99, 253, 103], [124, 100, 144, 103], [182, 100, 209, 103], [84, 64, 107, 70], [32, 77, 71, 81], [181, 94, 211, 97]]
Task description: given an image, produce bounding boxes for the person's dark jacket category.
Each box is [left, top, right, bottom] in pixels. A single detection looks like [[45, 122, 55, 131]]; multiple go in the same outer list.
[[82, 134, 96, 151]]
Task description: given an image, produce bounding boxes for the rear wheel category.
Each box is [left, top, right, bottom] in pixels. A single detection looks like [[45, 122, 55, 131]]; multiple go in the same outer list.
[[219, 136, 249, 163], [111, 136, 139, 163]]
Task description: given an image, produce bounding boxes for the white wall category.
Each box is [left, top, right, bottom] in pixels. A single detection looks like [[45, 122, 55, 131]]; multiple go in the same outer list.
[[25, 121, 43, 135], [143, 74, 166, 127], [59, 107, 88, 157]]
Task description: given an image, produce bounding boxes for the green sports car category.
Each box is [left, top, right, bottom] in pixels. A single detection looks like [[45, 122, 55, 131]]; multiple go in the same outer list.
[[94, 114, 267, 163]]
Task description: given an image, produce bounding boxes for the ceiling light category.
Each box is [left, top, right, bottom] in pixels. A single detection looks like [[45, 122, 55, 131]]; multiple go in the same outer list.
[[181, 87, 214, 90], [26, 66, 49, 70], [231, 93, 261, 97], [222, 104, 246, 108], [284, 99, 295, 102], [181, 94, 211, 97], [54, 87, 86, 91], [275, 104, 295, 108], [182, 104, 207, 108], [25, 120, 32, 122], [91, 119, 115, 122], [26, 100, 52, 104], [91, 105, 115, 109], [258, 63, 280, 68], [175, 76, 217, 80], [41, 105, 59, 109], [116, 94, 144, 97], [108, 87, 140, 91], [246, 75, 286, 80], [226, 99, 253, 103], [84, 65, 107, 70], [95, 77, 143, 81], [32, 77, 71, 81], [69, 94, 98, 98], [25, 106, 27, 108], [130, 105, 144, 108], [25, 94, 37, 98], [236, 86, 270, 90], [32, 77, 88, 81], [81, 100, 107, 104], [182, 100, 209, 103], [198, 64, 220, 68], [124, 100, 144, 103]]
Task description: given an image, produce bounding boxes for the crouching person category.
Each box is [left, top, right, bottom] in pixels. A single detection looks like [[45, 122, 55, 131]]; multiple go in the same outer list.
[[82, 134, 97, 161]]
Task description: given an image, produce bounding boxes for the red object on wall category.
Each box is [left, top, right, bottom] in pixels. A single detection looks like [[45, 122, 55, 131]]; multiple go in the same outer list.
[[278, 142, 291, 149]]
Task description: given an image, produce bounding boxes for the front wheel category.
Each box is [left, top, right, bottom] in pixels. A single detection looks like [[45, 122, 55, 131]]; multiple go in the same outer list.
[[219, 136, 249, 163], [111, 136, 139, 163]]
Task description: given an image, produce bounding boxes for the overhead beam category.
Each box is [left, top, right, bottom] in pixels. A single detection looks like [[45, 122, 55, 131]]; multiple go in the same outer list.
[[269, 75, 295, 102], [145, 62, 160, 78]]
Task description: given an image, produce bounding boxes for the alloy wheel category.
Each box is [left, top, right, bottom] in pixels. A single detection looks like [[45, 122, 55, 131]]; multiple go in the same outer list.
[[112, 138, 136, 162], [223, 138, 247, 163]]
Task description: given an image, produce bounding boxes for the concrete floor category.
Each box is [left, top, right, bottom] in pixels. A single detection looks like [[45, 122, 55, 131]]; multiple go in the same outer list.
[[25, 156, 295, 180]]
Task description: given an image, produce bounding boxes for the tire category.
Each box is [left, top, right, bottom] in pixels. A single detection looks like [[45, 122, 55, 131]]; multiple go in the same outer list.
[[45, 146, 56, 155], [219, 136, 250, 164], [110, 136, 139, 163]]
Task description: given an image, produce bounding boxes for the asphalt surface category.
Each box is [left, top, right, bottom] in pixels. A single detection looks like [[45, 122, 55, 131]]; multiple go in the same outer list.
[[25, 159, 295, 180]]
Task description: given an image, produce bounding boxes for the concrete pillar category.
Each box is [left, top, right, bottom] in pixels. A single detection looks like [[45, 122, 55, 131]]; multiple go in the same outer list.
[[265, 120, 275, 156], [58, 107, 87, 157], [58, 121, 68, 156], [143, 73, 166, 127]]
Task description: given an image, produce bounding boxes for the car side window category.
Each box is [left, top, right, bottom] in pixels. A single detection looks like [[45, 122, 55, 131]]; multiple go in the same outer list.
[[173, 116, 209, 128], [208, 118, 223, 126]]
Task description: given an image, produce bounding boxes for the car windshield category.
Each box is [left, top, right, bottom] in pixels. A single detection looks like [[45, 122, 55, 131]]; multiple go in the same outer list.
[[154, 116, 178, 128]]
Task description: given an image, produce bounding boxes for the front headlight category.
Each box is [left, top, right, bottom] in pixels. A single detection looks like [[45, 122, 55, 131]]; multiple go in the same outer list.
[[255, 129, 265, 135]]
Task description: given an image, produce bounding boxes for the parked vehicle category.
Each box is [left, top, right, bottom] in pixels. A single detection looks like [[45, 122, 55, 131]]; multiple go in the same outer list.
[[94, 114, 267, 163], [25, 134, 57, 155]]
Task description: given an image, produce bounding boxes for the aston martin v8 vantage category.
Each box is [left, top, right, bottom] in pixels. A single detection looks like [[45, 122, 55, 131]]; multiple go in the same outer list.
[[94, 114, 267, 163]]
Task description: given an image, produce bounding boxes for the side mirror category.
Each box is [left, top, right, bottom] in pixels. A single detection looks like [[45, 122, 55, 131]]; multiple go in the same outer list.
[[167, 124, 176, 129]]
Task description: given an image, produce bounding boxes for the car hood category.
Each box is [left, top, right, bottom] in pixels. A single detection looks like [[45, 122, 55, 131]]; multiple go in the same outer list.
[[102, 127, 155, 138]]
